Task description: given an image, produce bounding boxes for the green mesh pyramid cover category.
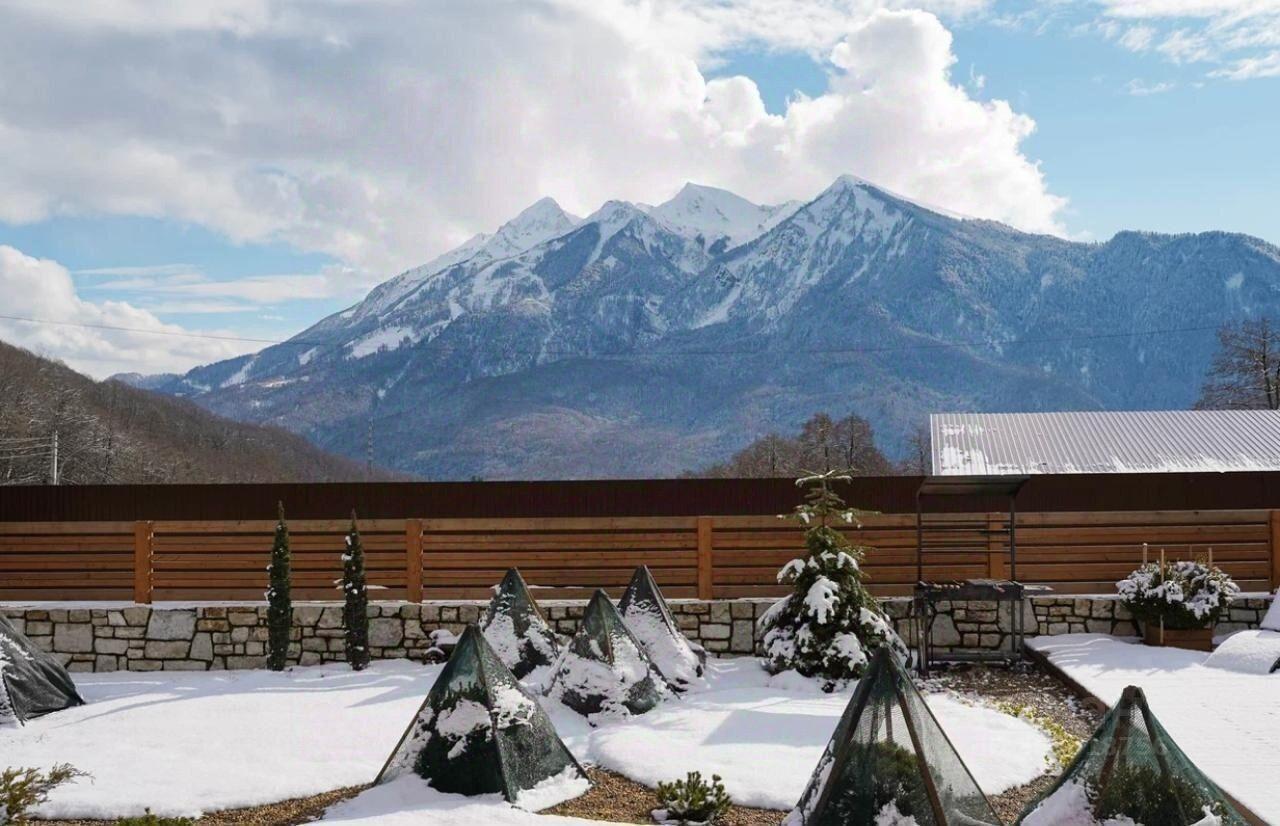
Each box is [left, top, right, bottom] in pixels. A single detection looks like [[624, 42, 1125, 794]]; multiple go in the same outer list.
[[0, 614, 85, 726], [546, 589, 669, 721], [482, 568, 561, 679], [376, 624, 585, 801], [786, 648, 999, 826], [618, 565, 705, 691], [1018, 686, 1249, 826]]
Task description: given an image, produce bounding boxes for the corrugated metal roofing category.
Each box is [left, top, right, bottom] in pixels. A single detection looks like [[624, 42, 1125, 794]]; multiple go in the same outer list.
[[931, 410, 1280, 476]]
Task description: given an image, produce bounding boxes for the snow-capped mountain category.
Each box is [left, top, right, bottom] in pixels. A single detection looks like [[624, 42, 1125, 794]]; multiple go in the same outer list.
[[145, 176, 1280, 479]]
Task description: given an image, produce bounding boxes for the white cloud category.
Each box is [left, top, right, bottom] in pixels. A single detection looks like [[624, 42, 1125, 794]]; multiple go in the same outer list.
[[1118, 23, 1158, 49], [0, 0, 1066, 289], [0, 245, 255, 377], [1096, 0, 1280, 78], [1124, 77, 1177, 92]]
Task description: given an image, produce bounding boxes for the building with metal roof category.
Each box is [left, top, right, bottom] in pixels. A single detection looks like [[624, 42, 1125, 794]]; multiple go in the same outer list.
[[930, 410, 1280, 476]]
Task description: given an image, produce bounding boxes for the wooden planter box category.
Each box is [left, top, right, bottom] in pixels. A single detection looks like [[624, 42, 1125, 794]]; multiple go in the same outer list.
[[1143, 624, 1214, 651]]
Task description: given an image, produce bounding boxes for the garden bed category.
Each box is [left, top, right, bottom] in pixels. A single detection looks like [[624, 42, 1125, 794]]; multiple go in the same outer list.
[[1029, 633, 1279, 824], [0, 653, 1085, 819]]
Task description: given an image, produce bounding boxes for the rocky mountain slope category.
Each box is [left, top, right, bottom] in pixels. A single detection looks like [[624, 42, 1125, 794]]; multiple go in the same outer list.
[[140, 177, 1280, 479]]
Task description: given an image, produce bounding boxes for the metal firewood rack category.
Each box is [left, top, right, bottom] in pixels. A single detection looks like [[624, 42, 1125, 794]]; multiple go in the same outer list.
[[910, 475, 1047, 676]]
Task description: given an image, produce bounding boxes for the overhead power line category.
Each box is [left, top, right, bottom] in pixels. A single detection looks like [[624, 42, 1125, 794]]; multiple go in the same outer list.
[[0, 313, 310, 346], [0, 311, 1224, 359]]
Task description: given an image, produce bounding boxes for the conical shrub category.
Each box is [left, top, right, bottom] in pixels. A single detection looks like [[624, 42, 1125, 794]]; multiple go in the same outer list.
[[481, 568, 561, 679], [618, 565, 705, 691], [785, 647, 999, 826], [376, 624, 586, 802], [546, 589, 669, 721], [1019, 685, 1248, 826]]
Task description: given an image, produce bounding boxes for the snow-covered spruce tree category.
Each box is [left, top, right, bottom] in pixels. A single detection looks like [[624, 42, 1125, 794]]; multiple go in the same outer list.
[[343, 511, 370, 671], [265, 501, 292, 671], [757, 470, 907, 690]]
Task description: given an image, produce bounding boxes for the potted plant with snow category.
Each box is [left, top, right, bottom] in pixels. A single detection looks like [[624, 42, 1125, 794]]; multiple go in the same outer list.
[[1117, 553, 1238, 651]]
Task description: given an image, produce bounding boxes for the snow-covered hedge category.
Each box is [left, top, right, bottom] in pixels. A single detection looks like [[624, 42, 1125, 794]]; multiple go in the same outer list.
[[1117, 559, 1239, 630]]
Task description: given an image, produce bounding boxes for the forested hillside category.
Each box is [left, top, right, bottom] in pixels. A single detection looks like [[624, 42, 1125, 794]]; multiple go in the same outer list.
[[0, 340, 399, 484]]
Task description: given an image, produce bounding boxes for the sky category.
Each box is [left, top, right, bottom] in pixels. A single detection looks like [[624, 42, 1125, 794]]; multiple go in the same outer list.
[[0, 0, 1277, 378]]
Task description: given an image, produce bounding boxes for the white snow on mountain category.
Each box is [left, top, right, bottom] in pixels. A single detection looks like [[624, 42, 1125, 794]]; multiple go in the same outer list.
[[360, 198, 580, 319], [648, 183, 800, 251]]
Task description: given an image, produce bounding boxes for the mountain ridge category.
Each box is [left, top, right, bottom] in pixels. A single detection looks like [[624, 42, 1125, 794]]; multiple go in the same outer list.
[[135, 175, 1280, 479]]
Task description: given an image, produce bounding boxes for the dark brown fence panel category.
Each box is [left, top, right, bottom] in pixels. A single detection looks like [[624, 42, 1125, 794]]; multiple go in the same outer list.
[[0, 521, 136, 601], [10, 471, 1280, 523]]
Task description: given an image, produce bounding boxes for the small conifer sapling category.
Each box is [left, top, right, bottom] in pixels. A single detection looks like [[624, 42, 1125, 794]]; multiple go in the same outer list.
[[343, 510, 370, 671], [265, 501, 293, 671]]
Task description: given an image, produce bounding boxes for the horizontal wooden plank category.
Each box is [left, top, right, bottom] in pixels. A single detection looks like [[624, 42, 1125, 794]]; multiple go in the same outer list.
[[152, 519, 407, 533], [421, 517, 698, 531]]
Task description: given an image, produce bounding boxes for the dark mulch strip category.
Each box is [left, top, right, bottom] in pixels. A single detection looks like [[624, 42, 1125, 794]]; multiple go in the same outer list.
[[35, 786, 366, 826], [925, 662, 1103, 823], [543, 766, 784, 825]]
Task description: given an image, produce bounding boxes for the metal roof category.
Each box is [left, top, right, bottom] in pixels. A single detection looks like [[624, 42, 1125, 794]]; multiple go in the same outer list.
[[931, 410, 1280, 476]]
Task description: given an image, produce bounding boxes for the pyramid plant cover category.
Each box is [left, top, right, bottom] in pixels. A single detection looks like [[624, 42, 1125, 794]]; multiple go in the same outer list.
[[618, 565, 705, 691], [785, 647, 999, 826], [0, 614, 85, 726], [1019, 686, 1248, 826], [375, 624, 586, 801], [546, 589, 669, 721], [481, 567, 562, 679]]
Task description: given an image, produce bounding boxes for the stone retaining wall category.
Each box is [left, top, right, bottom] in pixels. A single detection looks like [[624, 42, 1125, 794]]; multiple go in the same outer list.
[[2, 594, 1272, 672]]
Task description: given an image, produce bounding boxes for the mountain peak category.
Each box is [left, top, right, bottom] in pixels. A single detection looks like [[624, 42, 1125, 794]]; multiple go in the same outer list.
[[821, 174, 967, 221], [651, 183, 795, 249]]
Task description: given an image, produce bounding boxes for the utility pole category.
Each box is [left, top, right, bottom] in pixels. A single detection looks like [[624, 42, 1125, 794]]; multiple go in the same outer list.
[[50, 430, 59, 485]]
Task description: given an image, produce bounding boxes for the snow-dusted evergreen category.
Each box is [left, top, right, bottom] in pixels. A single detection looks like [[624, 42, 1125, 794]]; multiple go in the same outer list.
[[0, 615, 84, 726], [545, 589, 669, 722], [481, 568, 561, 679], [376, 625, 585, 801], [265, 501, 292, 672], [758, 471, 906, 689], [342, 512, 370, 671], [618, 565, 705, 691], [785, 648, 999, 826]]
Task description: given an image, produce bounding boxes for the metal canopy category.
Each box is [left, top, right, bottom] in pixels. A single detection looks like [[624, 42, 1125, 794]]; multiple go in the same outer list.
[[912, 474, 1034, 675], [916, 474, 1030, 499]]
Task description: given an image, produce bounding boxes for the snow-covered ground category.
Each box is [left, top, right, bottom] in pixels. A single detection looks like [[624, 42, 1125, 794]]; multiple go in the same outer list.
[[1, 657, 1051, 822], [1029, 634, 1280, 824]]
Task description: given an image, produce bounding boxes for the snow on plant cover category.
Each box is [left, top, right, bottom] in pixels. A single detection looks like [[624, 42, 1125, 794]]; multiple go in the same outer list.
[[1022, 779, 1224, 826], [758, 471, 907, 689], [1117, 558, 1239, 629]]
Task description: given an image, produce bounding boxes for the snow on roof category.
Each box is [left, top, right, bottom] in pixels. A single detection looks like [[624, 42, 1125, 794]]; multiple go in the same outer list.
[[930, 410, 1280, 476]]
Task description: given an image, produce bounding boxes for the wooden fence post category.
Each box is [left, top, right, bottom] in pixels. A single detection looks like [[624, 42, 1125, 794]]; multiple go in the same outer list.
[[697, 516, 714, 600], [987, 514, 1007, 580], [1270, 510, 1280, 590], [406, 518, 423, 603], [133, 520, 153, 604]]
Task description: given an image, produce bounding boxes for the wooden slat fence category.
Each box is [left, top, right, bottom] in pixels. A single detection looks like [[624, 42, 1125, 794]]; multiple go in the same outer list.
[[1, 509, 1276, 603]]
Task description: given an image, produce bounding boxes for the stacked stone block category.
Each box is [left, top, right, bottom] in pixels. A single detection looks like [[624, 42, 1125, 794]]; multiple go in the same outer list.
[[2, 594, 1271, 673]]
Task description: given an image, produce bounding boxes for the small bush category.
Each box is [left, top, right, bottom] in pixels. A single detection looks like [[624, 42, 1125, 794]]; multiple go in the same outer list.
[[113, 809, 195, 825], [654, 771, 732, 825], [1093, 763, 1216, 825], [1, 764, 86, 825]]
